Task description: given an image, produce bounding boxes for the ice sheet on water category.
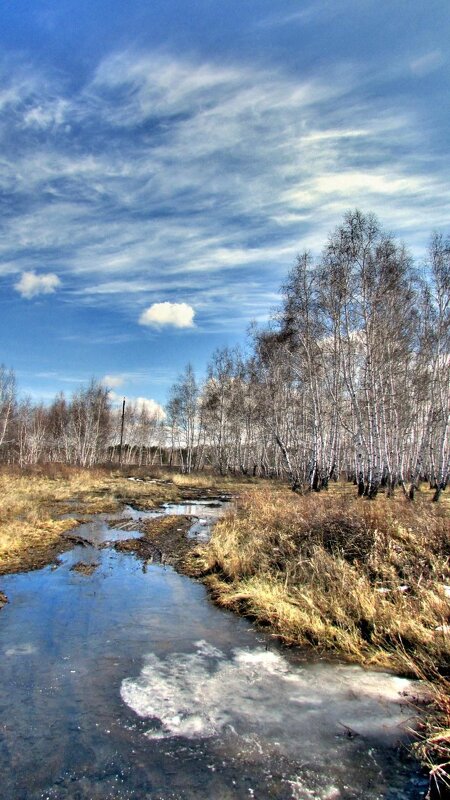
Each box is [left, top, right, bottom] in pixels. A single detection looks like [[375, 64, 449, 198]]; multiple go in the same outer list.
[[121, 639, 414, 748]]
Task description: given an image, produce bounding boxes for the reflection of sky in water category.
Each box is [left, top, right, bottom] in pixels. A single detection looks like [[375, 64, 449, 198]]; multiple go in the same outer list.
[[122, 500, 232, 542], [4, 642, 37, 656], [0, 512, 427, 800]]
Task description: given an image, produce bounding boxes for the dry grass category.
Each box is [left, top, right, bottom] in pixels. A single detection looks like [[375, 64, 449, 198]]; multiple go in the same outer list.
[[0, 464, 242, 574], [169, 470, 259, 493], [2, 466, 449, 783], [410, 671, 450, 797], [202, 487, 450, 666], [195, 483, 450, 785]]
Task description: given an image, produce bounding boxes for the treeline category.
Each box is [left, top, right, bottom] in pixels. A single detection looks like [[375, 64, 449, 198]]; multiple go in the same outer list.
[[0, 376, 167, 469], [166, 211, 449, 499], [1, 211, 448, 498]]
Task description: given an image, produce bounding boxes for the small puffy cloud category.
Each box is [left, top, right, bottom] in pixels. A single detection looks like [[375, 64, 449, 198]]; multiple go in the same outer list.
[[134, 397, 166, 420], [102, 373, 125, 388], [109, 391, 165, 420], [139, 301, 195, 329], [14, 270, 61, 299]]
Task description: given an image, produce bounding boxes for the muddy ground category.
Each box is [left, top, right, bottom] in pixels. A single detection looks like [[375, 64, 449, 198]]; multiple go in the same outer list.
[[0, 532, 77, 578], [113, 515, 195, 569], [70, 561, 99, 576], [0, 481, 232, 580], [113, 490, 232, 571]]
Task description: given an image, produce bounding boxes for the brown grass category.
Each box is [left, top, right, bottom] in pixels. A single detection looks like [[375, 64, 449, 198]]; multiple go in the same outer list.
[[2, 466, 449, 783], [0, 464, 248, 575], [410, 670, 450, 797], [194, 483, 450, 785], [201, 487, 450, 666]]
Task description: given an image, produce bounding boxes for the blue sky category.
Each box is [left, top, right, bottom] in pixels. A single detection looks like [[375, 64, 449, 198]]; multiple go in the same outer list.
[[1, 0, 449, 412]]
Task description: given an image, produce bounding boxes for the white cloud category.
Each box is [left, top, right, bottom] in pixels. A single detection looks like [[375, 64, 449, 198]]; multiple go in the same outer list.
[[22, 98, 69, 130], [109, 390, 165, 420], [410, 50, 445, 77], [139, 302, 195, 329], [14, 270, 61, 299], [102, 374, 125, 388], [134, 396, 166, 419], [257, 1, 352, 30], [91, 53, 244, 128], [1, 49, 449, 333]]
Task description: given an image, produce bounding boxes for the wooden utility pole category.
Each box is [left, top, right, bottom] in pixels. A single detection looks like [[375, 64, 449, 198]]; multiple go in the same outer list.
[[118, 397, 126, 466]]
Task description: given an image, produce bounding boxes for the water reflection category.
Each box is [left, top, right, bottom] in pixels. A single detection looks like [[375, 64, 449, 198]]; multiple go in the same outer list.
[[120, 498, 233, 543], [0, 508, 427, 799]]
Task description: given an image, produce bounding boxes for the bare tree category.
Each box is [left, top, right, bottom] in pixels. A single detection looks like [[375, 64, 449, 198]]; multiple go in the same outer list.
[[68, 380, 111, 467], [0, 366, 16, 461]]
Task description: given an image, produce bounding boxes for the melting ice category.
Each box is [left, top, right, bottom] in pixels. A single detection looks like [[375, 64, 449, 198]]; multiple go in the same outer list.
[[121, 639, 414, 749]]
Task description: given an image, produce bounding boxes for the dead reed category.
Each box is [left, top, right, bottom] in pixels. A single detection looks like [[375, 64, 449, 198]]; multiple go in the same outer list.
[[197, 484, 450, 784], [0, 464, 253, 574]]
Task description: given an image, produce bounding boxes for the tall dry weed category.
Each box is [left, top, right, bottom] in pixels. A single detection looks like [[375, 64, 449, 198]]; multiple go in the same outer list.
[[200, 485, 450, 786], [204, 487, 450, 669]]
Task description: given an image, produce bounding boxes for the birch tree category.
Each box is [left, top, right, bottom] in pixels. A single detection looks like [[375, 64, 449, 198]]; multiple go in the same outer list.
[[0, 366, 16, 460]]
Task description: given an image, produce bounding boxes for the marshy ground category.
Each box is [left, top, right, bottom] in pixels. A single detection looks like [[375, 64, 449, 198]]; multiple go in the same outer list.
[[0, 465, 243, 575], [0, 465, 449, 794], [114, 514, 199, 568], [192, 482, 450, 794]]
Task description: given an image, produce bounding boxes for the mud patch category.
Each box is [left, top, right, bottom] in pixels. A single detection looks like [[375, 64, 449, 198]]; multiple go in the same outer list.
[[63, 532, 92, 548], [70, 562, 99, 576], [0, 471, 236, 578], [0, 531, 77, 577], [114, 515, 194, 569]]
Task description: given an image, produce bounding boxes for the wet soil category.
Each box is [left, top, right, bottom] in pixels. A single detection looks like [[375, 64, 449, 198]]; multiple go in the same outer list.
[[0, 482, 231, 578], [111, 489, 233, 571], [0, 533, 77, 578], [113, 515, 197, 569]]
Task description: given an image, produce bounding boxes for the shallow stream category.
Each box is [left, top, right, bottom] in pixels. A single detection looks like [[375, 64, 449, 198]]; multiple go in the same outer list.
[[0, 501, 427, 799]]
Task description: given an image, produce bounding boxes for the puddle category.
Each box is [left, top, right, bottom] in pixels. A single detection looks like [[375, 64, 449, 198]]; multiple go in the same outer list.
[[121, 639, 414, 745], [71, 519, 144, 546], [121, 505, 165, 521], [121, 499, 232, 543], [0, 503, 427, 799]]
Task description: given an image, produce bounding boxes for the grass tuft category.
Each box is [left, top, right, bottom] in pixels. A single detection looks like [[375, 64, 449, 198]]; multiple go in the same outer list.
[[202, 488, 449, 665]]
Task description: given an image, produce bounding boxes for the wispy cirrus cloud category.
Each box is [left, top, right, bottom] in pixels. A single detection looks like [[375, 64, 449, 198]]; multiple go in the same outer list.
[[256, 0, 356, 30], [410, 50, 445, 77], [0, 48, 449, 333]]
